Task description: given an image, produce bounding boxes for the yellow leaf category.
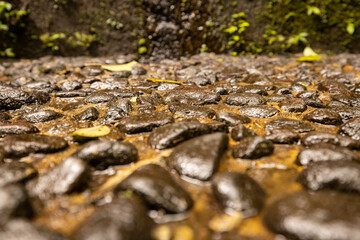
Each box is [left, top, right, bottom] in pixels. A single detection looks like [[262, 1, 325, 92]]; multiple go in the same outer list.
[[297, 46, 322, 62], [147, 78, 183, 85], [70, 125, 111, 139], [101, 61, 138, 72]]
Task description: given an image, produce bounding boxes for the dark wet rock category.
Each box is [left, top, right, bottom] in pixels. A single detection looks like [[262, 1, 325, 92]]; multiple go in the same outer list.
[[279, 98, 307, 113], [295, 143, 359, 166], [338, 118, 360, 140], [0, 184, 33, 224], [75, 196, 152, 240], [60, 81, 82, 91], [62, 102, 85, 111], [303, 109, 342, 125], [168, 103, 216, 118], [21, 110, 63, 123], [290, 83, 307, 92], [265, 129, 300, 144], [107, 99, 132, 113], [117, 112, 174, 134], [55, 90, 88, 98], [0, 219, 67, 240], [265, 94, 292, 103], [115, 164, 193, 213], [207, 120, 228, 133], [73, 140, 138, 169], [296, 90, 318, 99], [157, 82, 179, 91], [0, 112, 11, 122], [27, 157, 89, 199], [275, 87, 291, 95], [148, 121, 211, 149], [212, 172, 265, 217], [0, 121, 39, 138], [264, 191, 360, 240], [238, 106, 279, 118], [233, 85, 269, 96], [22, 81, 57, 93], [303, 97, 324, 108], [2, 134, 68, 158], [301, 131, 360, 149], [327, 100, 347, 108], [243, 70, 270, 84], [214, 86, 229, 95], [298, 161, 360, 193], [186, 76, 210, 86], [216, 111, 251, 126], [132, 81, 158, 92], [84, 92, 115, 104], [167, 133, 228, 181], [233, 136, 274, 159], [0, 162, 37, 186], [164, 86, 221, 105], [137, 105, 156, 114], [74, 107, 99, 122], [224, 93, 266, 106], [318, 79, 351, 95], [331, 106, 360, 121], [131, 66, 147, 75], [88, 68, 103, 76], [265, 118, 314, 133], [111, 71, 131, 78], [136, 92, 164, 105], [0, 85, 34, 110], [30, 91, 51, 105], [230, 125, 256, 141], [104, 107, 128, 122]]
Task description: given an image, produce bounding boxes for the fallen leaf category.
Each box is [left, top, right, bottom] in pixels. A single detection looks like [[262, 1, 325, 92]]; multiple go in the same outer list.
[[147, 78, 183, 85], [297, 46, 322, 62], [101, 61, 138, 72], [70, 125, 111, 139]]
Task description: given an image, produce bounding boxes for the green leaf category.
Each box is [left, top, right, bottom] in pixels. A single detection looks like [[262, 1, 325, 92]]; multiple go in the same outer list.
[[0, 22, 8, 31], [70, 125, 111, 139], [347, 23, 355, 35], [307, 6, 321, 16], [4, 48, 14, 57], [138, 46, 147, 55], [101, 61, 138, 72], [224, 26, 237, 34], [297, 46, 322, 62]]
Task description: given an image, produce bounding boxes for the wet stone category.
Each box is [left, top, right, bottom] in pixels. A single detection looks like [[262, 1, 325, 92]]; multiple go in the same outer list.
[[2, 134, 68, 158], [21, 110, 63, 123], [106, 98, 132, 113], [303, 109, 342, 125], [338, 118, 360, 140], [301, 131, 360, 149], [264, 191, 360, 240], [232, 136, 274, 159], [265, 118, 314, 133], [27, 157, 89, 199], [297, 161, 360, 193], [0, 219, 67, 240], [148, 120, 212, 149], [167, 133, 228, 181], [207, 120, 228, 133], [233, 85, 269, 96], [0, 85, 34, 110], [21, 81, 56, 93], [75, 196, 152, 240], [295, 143, 359, 166], [230, 125, 256, 141], [137, 105, 156, 114], [290, 83, 307, 92], [0, 121, 39, 138], [73, 140, 138, 169], [84, 92, 115, 104], [216, 111, 251, 126], [168, 103, 216, 118], [115, 164, 193, 213], [111, 71, 131, 78], [164, 86, 221, 105], [186, 76, 210, 86], [55, 90, 88, 98], [238, 106, 279, 118], [0, 184, 33, 224], [74, 107, 99, 122], [331, 106, 360, 121], [224, 93, 266, 106], [264, 94, 292, 103], [243, 71, 270, 84], [104, 107, 128, 122], [30, 91, 51, 105], [0, 162, 37, 186], [265, 129, 300, 144], [136, 92, 165, 105], [279, 98, 307, 113], [0, 112, 11, 122], [212, 172, 265, 217], [117, 112, 174, 134], [318, 79, 351, 95], [275, 87, 291, 95], [62, 102, 85, 111], [60, 81, 82, 91], [131, 66, 147, 75], [303, 97, 324, 108]]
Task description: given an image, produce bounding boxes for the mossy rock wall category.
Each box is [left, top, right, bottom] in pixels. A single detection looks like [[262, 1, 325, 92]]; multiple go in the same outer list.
[[4, 0, 360, 58]]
